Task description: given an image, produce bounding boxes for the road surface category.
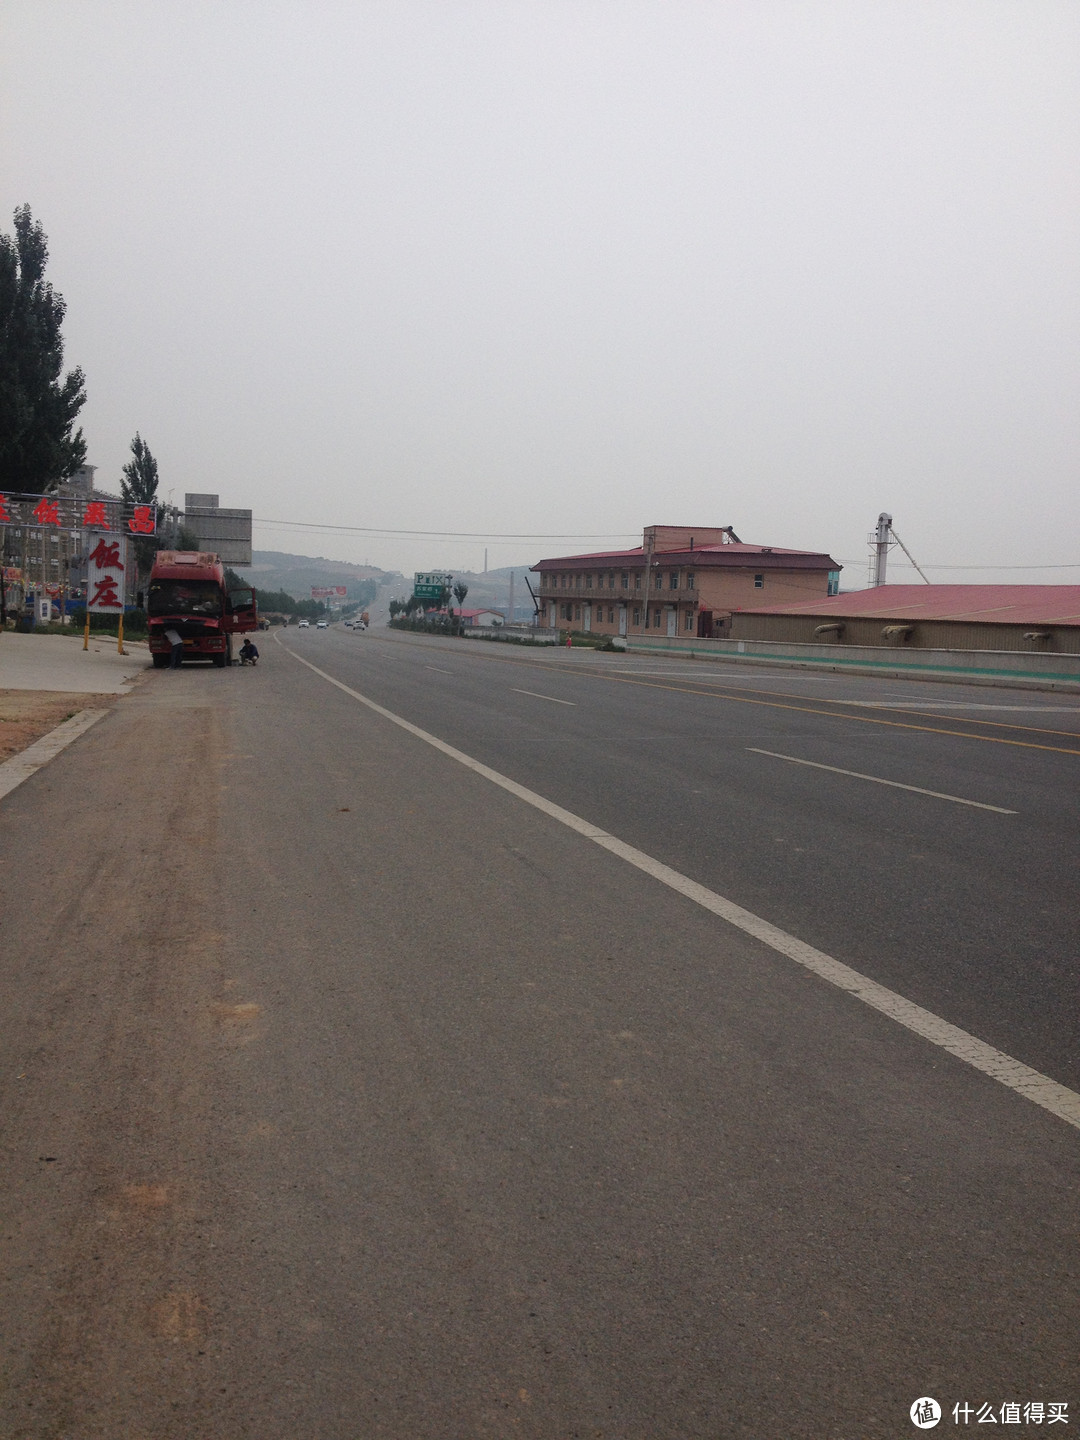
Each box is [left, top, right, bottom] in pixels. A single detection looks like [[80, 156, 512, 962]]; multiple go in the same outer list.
[[1, 627, 1077, 1438]]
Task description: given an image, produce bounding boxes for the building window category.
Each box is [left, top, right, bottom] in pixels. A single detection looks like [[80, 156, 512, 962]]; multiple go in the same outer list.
[[574, 604, 581, 621], [621, 572, 629, 590], [669, 572, 678, 590], [654, 570, 663, 590], [687, 572, 695, 590], [608, 607, 615, 623], [754, 573, 764, 588], [576, 574, 582, 590], [634, 572, 641, 590], [653, 609, 661, 627], [828, 570, 840, 596], [684, 610, 693, 630], [586, 574, 593, 589]]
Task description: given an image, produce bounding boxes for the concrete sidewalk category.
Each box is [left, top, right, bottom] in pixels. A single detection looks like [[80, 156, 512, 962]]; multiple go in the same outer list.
[[0, 632, 152, 693]]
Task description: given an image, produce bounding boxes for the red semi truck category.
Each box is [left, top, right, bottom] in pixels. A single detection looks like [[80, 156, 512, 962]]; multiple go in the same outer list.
[[147, 551, 258, 667]]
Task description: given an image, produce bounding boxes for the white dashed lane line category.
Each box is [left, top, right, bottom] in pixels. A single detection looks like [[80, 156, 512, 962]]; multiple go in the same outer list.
[[511, 688, 577, 706], [746, 748, 1016, 814]]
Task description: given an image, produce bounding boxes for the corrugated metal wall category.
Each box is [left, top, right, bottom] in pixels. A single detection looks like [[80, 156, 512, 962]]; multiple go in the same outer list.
[[729, 613, 1080, 653]]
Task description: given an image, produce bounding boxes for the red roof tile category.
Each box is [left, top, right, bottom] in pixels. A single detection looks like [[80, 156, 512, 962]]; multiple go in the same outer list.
[[533, 543, 839, 569], [737, 584, 1080, 626]]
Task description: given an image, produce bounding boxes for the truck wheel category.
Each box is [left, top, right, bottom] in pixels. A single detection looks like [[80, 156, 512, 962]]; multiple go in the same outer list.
[[152, 654, 169, 668], [212, 652, 227, 668]]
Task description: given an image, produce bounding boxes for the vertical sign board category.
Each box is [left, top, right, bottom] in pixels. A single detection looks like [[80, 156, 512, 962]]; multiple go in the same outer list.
[[86, 534, 127, 614]]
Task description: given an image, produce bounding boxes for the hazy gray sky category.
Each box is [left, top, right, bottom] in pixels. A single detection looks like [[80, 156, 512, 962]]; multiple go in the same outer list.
[[3, 1, 1077, 582]]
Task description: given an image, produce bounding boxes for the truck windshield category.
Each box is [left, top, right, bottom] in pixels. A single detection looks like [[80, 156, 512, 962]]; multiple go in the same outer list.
[[148, 580, 222, 617]]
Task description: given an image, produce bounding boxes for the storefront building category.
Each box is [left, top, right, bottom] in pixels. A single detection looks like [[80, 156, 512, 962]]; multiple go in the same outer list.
[[532, 526, 841, 638]]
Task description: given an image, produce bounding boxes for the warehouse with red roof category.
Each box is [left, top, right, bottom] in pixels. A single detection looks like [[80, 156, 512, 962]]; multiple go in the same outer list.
[[729, 584, 1080, 653]]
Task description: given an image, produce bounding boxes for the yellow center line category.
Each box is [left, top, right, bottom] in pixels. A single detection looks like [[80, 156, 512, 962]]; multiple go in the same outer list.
[[837, 705, 1080, 740], [575, 665, 1080, 740], [370, 634, 1080, 755], [713, 688, 1080, 740], [544, 665, 1080, 757]]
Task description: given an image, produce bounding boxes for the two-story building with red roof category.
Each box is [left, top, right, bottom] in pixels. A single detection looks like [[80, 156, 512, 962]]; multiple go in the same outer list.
[[532, 525, 841, 638]]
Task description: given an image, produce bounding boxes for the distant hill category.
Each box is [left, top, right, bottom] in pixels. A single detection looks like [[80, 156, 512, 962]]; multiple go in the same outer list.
[[382, 566, 541, 622], [233, 552, 541, 620], [233, 551, 403, 600]]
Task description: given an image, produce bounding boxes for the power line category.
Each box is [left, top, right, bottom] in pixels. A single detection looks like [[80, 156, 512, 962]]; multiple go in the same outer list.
[[251, 517, 639, 542], [841, 560, 1080, 571], [250, 519, 1080, 568]]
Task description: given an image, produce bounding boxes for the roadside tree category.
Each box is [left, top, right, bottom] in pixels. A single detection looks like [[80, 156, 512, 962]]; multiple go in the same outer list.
[[0, 205, 87, 492], [121, 432, 160, 588]]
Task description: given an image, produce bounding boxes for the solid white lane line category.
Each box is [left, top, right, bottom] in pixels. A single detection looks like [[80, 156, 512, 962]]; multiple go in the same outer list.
[[512, 688, 577, 706], [426, 666, 453, 675], [0, 709, 108, 803], [747, 748, 1016, 814], [841, 701, 1080, 713], [283, 647, 1080, 1134]]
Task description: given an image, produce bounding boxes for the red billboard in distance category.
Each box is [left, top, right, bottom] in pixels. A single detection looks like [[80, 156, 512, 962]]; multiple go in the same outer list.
[[311, 586, 348, 599]]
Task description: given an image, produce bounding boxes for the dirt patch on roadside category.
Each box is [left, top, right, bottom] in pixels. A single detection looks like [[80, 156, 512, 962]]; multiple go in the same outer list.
[[0, 691, 118, 763]]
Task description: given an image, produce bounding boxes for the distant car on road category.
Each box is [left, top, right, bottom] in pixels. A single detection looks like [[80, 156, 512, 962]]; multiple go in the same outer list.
[[316, 620, 328, 629], [298, 620, 309, 629]]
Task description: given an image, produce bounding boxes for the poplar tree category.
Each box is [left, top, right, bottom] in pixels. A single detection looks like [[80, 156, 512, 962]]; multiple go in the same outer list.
[[121, 432, 161, 585], [0, 206, 87, 492]]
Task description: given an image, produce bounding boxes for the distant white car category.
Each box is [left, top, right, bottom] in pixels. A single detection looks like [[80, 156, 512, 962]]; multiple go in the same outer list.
[[316, 620, 328, 629], [297, 620, 309, 628]]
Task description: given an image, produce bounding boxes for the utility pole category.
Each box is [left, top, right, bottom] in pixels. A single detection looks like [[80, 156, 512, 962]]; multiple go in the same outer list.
[[872, 513, 892, 586], [642, 526, 655, 634], [870, 512, 929, 586]]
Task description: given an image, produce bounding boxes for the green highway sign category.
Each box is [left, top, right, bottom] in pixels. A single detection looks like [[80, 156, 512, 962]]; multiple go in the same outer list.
[[414, 571, 451, 601]]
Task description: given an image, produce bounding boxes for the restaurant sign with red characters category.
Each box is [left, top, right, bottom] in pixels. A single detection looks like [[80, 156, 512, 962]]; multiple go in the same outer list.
[[86, 534, 128, 613], [0, 489, 157, 536]]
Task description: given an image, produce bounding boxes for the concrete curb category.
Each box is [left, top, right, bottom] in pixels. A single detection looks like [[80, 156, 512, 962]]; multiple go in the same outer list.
[[0, 709, 109, 804]]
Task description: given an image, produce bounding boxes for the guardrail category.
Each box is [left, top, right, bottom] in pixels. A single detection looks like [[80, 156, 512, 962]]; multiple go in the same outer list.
[[622, 635, 1080, 690]]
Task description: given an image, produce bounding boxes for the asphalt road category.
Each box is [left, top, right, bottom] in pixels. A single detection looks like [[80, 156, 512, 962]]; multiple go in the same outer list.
[[1, 628, 1077, 1438], [294, 626, 1080, 1090]]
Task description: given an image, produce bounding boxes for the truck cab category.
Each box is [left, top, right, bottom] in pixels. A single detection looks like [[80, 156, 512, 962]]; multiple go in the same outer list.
[[147, 552, 258, 667]]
